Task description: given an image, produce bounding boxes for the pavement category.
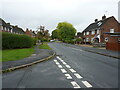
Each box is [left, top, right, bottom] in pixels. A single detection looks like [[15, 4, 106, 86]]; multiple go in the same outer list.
[[2, 45, 54, 70], [62, 43, 120, 59], [2, 42, 119, 88]]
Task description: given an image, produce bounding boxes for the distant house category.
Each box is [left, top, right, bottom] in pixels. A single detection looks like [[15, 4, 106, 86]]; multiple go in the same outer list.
[[0, 18, 25, 34], [82, 15, 120, 44], [25, 28, 36, 37], [11, 25, 25, 34], [0, 18, 12, 33]]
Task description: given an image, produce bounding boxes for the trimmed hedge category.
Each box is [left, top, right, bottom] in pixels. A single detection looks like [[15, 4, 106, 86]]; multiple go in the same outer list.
[[2, 32, 36, 49]]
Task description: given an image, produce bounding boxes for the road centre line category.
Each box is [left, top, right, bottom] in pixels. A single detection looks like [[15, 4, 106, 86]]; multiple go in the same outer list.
[[69, 69, 76, 73], [74, 73, 83, 79], [82, 81, 93, 88], [62, 62, 67, 65], [55, 62, 60, 65], [64, 74, 72, 79], [65, 65, 71, 68], [61, 69, 67, 73], [71, 81, 81, 88], [58, 65, 63, 68]]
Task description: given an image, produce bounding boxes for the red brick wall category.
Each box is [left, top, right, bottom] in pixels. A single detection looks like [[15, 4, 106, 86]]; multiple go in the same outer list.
[[101, 17, 120, 43], [106, 43, 120, 51]]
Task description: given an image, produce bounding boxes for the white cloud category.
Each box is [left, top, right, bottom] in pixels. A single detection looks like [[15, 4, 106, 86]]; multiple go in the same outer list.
[[1, 0, 119, 33]]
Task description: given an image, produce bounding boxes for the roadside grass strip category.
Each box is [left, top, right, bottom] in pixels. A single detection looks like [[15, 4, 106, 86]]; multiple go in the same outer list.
[[74, 73, 83, 79], [82, 81, 93, 88], [71, 81, 81, 88], [64, 74, 72, 79]]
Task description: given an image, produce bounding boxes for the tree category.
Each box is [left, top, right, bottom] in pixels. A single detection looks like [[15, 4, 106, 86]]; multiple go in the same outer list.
[[57, 22, 76, 40], [51, 29, 60, 39], [37, 26, 50, 43]]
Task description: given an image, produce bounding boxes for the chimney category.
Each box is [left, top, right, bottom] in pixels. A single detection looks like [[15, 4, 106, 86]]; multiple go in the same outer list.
[[102, 15, 106, 20], [95, 19, 98, 22]]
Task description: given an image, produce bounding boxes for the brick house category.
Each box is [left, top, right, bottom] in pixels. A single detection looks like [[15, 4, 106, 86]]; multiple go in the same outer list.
[[82, 15, 120, 51], [82, 15, 120, 44], [25, 28, 36, 37]]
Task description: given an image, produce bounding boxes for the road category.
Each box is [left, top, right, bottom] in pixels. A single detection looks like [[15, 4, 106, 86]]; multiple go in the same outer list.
[[2, 42, 118, 88]]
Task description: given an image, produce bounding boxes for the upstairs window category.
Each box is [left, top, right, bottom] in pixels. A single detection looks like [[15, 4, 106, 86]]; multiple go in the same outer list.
[[110, 29, 114, 33], [86, 32, 89, 35], [97, 22, 102, 26], [92, 31, 95, 35], [84, 32, 86, 35]]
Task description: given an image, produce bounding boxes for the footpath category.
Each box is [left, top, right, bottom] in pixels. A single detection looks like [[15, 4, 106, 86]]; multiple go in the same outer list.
[[63, 43, 120, 59], [2, 45, 55, 72]]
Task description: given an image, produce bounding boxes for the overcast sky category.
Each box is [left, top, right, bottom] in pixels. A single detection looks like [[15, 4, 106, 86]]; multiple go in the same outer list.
[[0, 0, 119, 34]]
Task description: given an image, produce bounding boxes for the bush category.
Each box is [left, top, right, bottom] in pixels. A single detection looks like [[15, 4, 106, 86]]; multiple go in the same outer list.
[[2, 32, 36, 49]]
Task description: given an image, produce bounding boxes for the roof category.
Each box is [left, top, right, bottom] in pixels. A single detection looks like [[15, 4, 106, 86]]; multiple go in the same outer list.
[[83, 16, 114, 32], [12, 26, 25, 34], [0, 18, 11, 29]]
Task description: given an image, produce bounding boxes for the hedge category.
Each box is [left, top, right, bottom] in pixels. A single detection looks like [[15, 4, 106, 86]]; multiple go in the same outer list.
[[2, 32, 36, 49]]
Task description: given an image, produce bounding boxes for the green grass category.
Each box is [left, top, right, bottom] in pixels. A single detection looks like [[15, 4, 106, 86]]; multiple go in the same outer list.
[[39, 42, 52, 50], [1, 47, 34, 62]]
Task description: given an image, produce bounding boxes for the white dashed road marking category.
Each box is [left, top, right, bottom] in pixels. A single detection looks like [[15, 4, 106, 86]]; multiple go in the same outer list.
[[69, 69, 76, 73], [74, 73, 83, 79], [82, 81, 93, 88], [62, 62, 67, 65], [61, 69, 67, 73], [64, 74, 72, 79], [55, 62, 60, 65], [65, 65, 71, 68], [71, 81, 81, 88], [58, 65, 63, 68], [54, 60, 58, 62]]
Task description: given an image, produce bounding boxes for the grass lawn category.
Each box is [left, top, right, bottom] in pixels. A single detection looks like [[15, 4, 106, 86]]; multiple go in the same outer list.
[[1, 47, 34, 62], [39, 42, 52, 50]]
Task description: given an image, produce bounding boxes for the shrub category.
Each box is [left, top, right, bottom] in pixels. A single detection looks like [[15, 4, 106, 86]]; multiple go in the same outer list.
[[2, 32, 36, 49]]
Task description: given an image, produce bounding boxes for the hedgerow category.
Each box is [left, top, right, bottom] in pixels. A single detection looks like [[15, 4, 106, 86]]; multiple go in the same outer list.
[[2, 32, 36, 49]]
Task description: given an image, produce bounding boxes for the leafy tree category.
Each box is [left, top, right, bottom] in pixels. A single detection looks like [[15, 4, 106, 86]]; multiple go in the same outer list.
[[37, 26, 50, 43], [51, 29, 60, 39], [57, 22, 76, 40]]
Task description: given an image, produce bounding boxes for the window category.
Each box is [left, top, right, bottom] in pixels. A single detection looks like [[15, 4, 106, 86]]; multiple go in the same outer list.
[[97, 30, 99, 34], [86, 32, 89, 35], [92, 31, 95, 35], [0, 26, 3, 30], [118, 38, 120, 42], [97, 22, 102, 26], [86, 38, 89, 42], [105, 37, 108, 42], [84, 32, 86, 35], [110, 29, 114, 33]]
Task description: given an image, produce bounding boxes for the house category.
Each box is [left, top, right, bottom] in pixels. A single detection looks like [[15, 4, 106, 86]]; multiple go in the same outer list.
[[11, 25, 25, 34], [82, 15, 120, 45], [0, 18, 25, 34], [25, 28, 36, 37], [0, 18, 12, 33]]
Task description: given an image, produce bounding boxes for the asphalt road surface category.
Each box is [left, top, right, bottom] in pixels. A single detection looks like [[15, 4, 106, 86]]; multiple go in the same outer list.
[[2, 42, 118, 88]]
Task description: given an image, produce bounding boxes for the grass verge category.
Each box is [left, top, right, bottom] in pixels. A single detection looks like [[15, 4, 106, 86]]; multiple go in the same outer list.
[[2, 47, 34, 62], [39, 42, 52, 50]]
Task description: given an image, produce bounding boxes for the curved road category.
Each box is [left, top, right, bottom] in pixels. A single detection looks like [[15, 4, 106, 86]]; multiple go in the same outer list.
[[2, 42, 118, 88]]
